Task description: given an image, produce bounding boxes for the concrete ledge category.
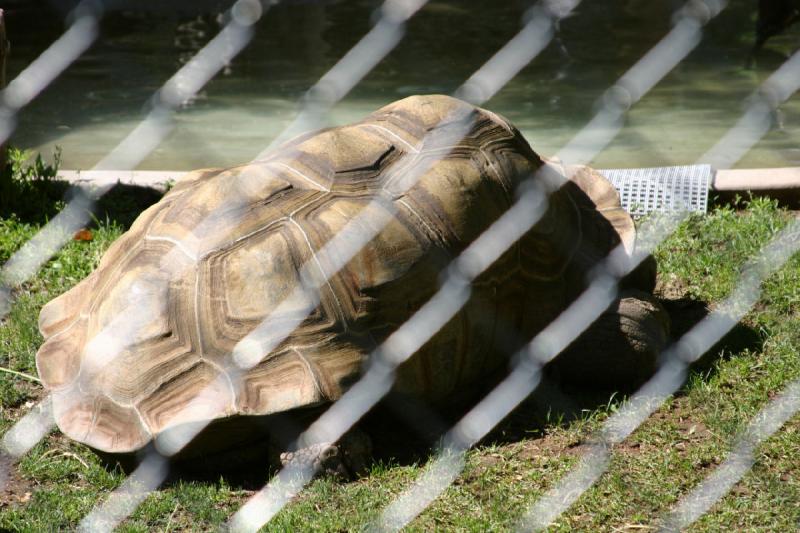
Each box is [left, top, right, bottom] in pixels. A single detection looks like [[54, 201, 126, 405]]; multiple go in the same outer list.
[[713, 167, 800, 191], [713, 168, 800, 207], [56, 167, 800, 207], [57, 170, 188, 191]]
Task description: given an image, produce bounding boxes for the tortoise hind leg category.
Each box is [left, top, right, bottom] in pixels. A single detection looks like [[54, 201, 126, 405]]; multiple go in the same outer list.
[[547, 290, 670, 392]]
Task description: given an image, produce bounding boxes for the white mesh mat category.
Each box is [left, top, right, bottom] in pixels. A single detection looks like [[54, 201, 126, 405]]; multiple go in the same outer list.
[[598, 164, 711, 216]]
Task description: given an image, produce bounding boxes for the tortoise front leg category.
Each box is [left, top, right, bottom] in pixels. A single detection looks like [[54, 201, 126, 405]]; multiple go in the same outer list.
[[278, 428, 372, 480], [548, 289, 671, 392]]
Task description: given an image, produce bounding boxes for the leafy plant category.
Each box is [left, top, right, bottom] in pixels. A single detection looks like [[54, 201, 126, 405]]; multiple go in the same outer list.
[[0, 146, 67, 222]]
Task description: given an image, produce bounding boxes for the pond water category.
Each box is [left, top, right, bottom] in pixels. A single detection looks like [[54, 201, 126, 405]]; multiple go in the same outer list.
[[6, 0, 800, 171]]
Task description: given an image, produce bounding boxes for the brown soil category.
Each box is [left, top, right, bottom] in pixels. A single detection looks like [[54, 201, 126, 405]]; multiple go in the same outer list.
[[0, 451, 35, 508], [0, 388, 46, 508]]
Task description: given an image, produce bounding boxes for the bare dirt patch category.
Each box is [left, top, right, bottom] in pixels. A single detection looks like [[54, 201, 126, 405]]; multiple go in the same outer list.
[[0, 389, 53, 509], [0, 452, 35, 508]]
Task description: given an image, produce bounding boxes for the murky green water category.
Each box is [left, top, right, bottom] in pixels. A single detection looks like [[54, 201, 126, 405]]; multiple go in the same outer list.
[[7, 0, 800, 171]]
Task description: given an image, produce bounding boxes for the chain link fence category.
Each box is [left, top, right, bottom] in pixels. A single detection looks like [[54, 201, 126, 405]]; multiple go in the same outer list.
[[0, 0, 798, 531]]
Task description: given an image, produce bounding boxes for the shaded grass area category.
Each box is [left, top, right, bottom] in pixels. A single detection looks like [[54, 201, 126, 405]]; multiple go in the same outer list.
[[0, 194, 797, 531]]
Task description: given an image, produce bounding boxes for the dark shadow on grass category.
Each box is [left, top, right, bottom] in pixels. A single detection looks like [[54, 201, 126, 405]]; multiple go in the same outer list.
[[92, 390, 460, 491], [658, 296, 764, 374], [90, 297, 763, 490], [116, 395, 453, 490], [482, 295, 764, 447], [0, 179, 163, 231], [0, 177, 70, 224], [92, 183, 164, 230], [356, 295, 763, 465]]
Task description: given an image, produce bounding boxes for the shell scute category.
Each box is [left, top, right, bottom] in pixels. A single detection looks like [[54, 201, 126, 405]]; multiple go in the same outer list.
[[35, 317, 87, 389], [198, 223, 320, 365], [137, 360, 235, 434], [52, 389, 150, 453], [237, 348, 327, 415]]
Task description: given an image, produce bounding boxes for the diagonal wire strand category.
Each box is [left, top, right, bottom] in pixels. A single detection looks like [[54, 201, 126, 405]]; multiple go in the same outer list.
[[519, 217, 800, 531], [374, 24, 800, 533], [658, 376, 800, 532], [0, 2, 100, 147], [225, 0, 729, 529], [0, 0, 265, 320], [0, 0, 102, 314], [516, 46, 800, 532], [71, 0, 461, 529], [0, 0, 268, 465], [254, 0, 430, 157], [76, 2, 576, 531]]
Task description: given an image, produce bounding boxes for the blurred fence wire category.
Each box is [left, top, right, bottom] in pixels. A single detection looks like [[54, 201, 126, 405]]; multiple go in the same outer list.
[[255, 0, 429, 156], [0, 0, 265, 321], [660, 375, 800, 532], [378, 42, 800, 533], [234, 1, 735, 530], [82, 2, 579, 530], [0, 0, 797, 531], [0, 0, 101, 317], [0, 0, 269, 468], [0, 1, 100, 150], [520, 216, 800, 531]]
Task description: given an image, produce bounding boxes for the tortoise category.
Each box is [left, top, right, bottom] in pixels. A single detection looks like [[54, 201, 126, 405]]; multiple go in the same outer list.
[[36, 94, 669, 473]]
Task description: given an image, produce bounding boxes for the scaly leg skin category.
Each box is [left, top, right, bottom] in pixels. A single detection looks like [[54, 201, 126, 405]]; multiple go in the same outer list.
[[279, 428, 372, 480], [548, 289, 671, 392]]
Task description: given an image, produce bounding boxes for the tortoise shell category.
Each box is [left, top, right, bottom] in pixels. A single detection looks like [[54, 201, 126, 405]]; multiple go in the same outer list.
[[36, 95, 636, 454]]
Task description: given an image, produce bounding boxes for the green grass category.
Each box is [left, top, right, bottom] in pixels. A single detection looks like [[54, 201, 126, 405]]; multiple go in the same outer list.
[[0, 192, 798, 531]]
